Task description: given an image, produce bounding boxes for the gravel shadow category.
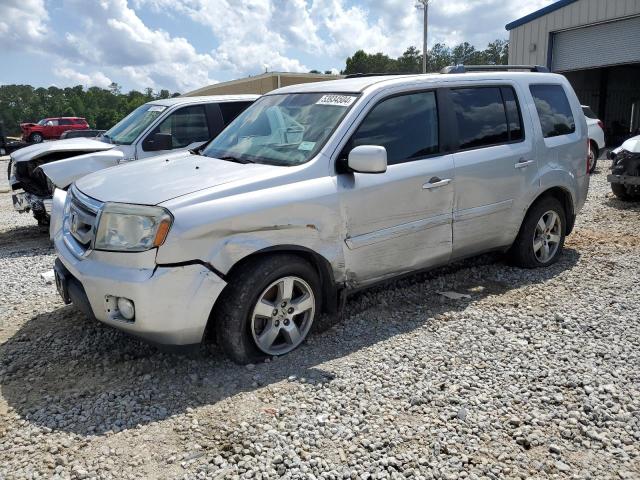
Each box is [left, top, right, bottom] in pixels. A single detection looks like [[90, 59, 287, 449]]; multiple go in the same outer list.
[[603, 197, 640, 211], [0, 248, 580, 436], [0, 224, 51, 258]]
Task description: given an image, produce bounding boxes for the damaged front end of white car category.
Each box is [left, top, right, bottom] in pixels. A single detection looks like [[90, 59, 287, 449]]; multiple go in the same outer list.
[[8, 138, 123, 228]]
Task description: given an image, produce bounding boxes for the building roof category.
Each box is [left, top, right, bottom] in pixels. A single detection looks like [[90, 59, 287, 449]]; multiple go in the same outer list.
[[184, 72, 342, 97], [505, 0, 579, 31]]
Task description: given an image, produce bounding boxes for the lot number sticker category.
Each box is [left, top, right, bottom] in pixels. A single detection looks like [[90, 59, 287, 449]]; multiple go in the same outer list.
[[316, 95, 356, 107]]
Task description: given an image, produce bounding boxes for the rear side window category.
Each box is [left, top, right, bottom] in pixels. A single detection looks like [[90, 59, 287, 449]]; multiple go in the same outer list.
[[59, 119, 72, 125], [530, 84, 576, 138], [501, 87, 524, 142], [450, 87, 510, 149], [350, 91, 439, 165], [219, 101, 252, 125]]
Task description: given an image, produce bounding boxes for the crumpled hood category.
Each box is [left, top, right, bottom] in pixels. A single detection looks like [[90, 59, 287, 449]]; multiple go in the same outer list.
[[10, 137, 115, 163], [75, 152, 282, 205]]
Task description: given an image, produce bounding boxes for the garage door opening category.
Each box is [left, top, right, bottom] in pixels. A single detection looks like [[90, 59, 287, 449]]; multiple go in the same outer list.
[[563, 64, 640, 146]]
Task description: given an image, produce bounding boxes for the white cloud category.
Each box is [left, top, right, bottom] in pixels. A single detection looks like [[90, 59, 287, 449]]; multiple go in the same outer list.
[[2, 0, 555, 91], [0, 0, 50, 49], [57, 0, 217, 90], [53, 67, 113, 88]]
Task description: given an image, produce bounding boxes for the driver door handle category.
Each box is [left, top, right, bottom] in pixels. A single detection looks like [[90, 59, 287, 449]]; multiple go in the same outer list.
[[423, 177, 452, 190], [515, 159, 535, 169]]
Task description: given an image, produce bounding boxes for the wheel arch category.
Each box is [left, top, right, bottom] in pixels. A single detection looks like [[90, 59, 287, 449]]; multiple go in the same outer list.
[[528, 186, 576, 235], [221, 245, 339, 313]]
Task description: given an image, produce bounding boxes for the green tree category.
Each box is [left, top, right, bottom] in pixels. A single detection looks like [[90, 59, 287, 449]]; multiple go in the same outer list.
[[0, 83, 181, 136]]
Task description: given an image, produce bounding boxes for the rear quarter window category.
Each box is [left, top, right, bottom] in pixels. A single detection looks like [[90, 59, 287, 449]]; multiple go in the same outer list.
[[530, 84, 576, 138], [450, 86, 523, 150]]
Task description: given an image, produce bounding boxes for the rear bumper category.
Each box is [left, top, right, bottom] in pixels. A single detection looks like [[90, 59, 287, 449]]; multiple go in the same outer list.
[[54, 231, 227, 345]]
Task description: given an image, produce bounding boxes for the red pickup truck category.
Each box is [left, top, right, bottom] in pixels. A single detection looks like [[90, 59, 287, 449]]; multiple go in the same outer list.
[[21, 117, 89, 143]]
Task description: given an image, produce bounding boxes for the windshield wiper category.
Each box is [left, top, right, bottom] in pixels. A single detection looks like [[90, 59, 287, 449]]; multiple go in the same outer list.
[[217, 155, 255, 164]]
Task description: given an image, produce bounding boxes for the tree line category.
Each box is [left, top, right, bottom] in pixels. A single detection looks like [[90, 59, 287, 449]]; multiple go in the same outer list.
[[342, 39, 509, 75], [0, 83, 180, 136]]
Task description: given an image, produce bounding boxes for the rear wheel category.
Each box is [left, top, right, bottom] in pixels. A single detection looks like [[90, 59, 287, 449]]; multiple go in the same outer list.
[[29, 132, 43, 143], [588, 142, 599, 173], [611, 183, 640, 201], [510, 197, 566, 268], [214, 254, 321, 364]]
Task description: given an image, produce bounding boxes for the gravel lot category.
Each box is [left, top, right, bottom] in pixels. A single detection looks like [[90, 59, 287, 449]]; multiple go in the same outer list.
[[0, 157, 639, 479]]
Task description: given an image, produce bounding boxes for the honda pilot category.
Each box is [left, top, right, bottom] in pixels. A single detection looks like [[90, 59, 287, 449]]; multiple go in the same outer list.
[[49, 66, 590, 363]]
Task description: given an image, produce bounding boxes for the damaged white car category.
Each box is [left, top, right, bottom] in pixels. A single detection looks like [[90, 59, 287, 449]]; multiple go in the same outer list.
[[8, 95, 257, 227], [50, 68, 589, 363]]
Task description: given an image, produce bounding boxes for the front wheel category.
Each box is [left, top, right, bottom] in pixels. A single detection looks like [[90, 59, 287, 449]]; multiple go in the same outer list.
[[510, 197, 566, 268], [29, 132, 43, 143], [214, 254, 321, 364]]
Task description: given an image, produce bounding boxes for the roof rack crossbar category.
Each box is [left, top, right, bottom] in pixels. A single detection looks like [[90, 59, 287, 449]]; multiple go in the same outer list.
[[441, 64, 549, 74]]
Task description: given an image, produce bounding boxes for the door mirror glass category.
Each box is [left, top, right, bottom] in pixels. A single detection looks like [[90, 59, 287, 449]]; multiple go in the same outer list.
[[347, 145, 387, 174], [148, 132, 173, 151]]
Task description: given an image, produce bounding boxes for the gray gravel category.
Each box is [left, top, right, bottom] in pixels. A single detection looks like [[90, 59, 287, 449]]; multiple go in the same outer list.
[[1, 158, 639, 479]]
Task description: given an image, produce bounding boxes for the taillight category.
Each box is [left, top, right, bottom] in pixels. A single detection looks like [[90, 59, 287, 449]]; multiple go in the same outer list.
[[597, 120, 604, 131]]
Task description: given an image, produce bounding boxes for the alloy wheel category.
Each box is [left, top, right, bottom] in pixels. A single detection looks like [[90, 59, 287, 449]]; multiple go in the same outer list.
[[250, 276, 315, 355], [533, 210, 562, 263]]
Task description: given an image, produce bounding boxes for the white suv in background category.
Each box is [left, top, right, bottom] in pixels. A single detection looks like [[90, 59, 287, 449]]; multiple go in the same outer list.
[[9, 95, 257, 226], [582, 105, 606, 173], [50, 66, 590, 363]]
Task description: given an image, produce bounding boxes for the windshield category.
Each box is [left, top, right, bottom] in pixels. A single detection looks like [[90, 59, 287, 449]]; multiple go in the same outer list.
[[37, 119, 47, 126], [103, 103, 167, 145], [202, 93, 358, 166]]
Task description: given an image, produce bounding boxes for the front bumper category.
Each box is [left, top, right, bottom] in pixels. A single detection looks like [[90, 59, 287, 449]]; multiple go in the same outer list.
[[11, 190, 51, 215], [607, 174, 640, 186], [54, 231, 227, 345]]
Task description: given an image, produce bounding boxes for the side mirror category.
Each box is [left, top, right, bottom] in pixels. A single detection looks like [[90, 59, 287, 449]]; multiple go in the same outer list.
[[147, 133, 173, 151], [347, 145, 387, 174]]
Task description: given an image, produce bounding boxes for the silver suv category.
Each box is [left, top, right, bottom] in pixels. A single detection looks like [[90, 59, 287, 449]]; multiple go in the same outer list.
[[49, 67, 590, 363]]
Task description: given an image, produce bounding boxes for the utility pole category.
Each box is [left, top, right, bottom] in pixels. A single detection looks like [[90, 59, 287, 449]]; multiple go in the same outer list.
[[416, 0, 431, 73]]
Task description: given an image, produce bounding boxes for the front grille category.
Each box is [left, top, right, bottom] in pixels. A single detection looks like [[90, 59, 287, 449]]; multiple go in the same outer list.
[[64, 185, 103, 255]]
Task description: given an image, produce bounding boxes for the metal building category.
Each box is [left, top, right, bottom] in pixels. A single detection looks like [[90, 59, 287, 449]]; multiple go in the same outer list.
[[183, 72, 342, 97], [506, 0, 640, 139]]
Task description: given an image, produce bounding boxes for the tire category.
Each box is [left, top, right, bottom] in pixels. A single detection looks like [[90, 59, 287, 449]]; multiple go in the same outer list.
[[611, 183, 640, 201], [214, 254, 321, 364], [510, 196, 566, 268], [588, 142, 599, 174], [29, 132, 43, 143]]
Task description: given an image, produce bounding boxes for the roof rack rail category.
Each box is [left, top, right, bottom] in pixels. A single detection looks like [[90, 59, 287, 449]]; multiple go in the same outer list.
[[441, 64, 550, 74], [344, 72, 409, 78]]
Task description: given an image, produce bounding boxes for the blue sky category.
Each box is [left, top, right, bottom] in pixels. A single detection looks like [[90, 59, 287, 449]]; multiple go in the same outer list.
[[0, 0, 553, 93]]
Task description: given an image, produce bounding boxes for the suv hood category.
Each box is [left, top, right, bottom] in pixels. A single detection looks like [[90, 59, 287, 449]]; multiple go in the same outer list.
[[11, 137, 115, 163], [75, 152, 282, 205]]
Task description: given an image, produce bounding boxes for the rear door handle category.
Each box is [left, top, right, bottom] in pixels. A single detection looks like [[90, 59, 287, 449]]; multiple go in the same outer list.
[[515, 159, 534, 169], [423, 177, 452, 190]]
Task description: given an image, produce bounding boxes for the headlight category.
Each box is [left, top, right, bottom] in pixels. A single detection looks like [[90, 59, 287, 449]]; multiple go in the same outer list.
[[94, 203, 173, 252]]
